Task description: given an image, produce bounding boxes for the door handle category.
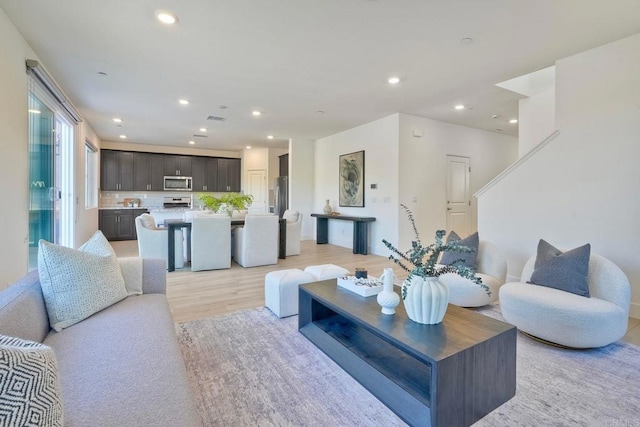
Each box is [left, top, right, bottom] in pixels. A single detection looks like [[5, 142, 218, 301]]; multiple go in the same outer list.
[[447, 208, 451, 211]]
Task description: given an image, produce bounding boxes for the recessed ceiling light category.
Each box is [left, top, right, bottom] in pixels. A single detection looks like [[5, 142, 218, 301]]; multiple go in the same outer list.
[[219, 105, 228, 109], [267, 135, 274, 140], [199, 128, 207, 132], [119, 135, 127, 139], [179, 99, 189, 105], [509, 119, 518, 124], [461, 37, 473, 45], [156, 10, 178, 25], [188, 141, 195, 145], [491, 114, 500, 119], [388, 76, 401, 85], [252, 111, 261, 117], [455, 105, 465, 110], [98, 71, 108, 76], [316, 110, 325, 114], [246, 146, 252, 149], [113, 118, 123, 123]]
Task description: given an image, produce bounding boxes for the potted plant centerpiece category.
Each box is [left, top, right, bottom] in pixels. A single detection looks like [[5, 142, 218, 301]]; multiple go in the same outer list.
[[199, 193, 254, 217], [382, 204, 489, 324]]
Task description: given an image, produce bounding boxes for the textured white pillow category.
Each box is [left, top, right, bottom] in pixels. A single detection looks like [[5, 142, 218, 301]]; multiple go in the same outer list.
[[38, 231, 128, 331], [0, 335, 64, 426]]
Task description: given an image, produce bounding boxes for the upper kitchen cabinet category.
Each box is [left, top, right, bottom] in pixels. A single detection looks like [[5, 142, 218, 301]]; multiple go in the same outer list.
[[134, 153, 164, 191], [192, 157, 218, 192], [164, 155, 192, 177], [217, 158, 241, 192], [101, 150, 134, 191]]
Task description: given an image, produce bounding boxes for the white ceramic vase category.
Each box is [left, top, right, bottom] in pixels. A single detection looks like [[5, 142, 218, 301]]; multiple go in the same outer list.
[[377, 268, 399, 315], [402, 276, 449, 325], [323, 199, 332, 214]]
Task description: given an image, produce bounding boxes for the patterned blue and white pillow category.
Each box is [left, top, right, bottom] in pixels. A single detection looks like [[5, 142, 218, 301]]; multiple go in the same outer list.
[[0, 335, 63, 426], [38, 231, 128, 331]]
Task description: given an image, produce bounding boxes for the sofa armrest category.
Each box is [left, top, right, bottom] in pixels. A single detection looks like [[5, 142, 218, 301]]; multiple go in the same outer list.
[[142, 258, 167, 294]]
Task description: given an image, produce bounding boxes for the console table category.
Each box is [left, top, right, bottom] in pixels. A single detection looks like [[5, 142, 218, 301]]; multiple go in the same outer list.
[[310, 214, 375, 255], [299, 280, 516, 427]]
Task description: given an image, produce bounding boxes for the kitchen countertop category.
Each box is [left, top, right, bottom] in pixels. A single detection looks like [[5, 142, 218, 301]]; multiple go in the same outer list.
[[99, 206, 151, 210]]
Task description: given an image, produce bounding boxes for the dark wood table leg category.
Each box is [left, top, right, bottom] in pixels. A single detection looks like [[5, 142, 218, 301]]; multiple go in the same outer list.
[[353, 221, 369, 255], [316, 217, 328, 244], [278, 218, 286, 259], [167, 224, 175, 272]]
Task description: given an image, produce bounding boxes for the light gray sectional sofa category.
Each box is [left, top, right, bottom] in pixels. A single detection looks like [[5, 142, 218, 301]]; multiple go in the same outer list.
[[0, 258, 201, 426]]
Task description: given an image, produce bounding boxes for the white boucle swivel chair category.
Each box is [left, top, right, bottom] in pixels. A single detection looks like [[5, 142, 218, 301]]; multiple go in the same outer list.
[[135, 214, 184, 269], [500, 253, 630, 348], [190, 215, 231, 271], [438, 241, 507, 307], [283, 210, 302, 256], [233, 214, 279, 267]]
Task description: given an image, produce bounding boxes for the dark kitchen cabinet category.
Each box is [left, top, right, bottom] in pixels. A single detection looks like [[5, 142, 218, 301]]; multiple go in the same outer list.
[[217, 158, 241, 192], [164, 155, 192, 177], [99, 209, 148, 241], [101, 150, 134, 191], [134, 153, 164, 191], [192, 157, 218, 192]]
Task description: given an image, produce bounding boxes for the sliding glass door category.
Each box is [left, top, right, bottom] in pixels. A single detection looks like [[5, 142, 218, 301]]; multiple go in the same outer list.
[[28, 91, 75, 270], [28, 93, 55, 269]]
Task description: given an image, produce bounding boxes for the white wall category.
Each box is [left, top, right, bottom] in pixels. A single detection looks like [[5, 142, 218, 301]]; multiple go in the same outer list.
[[74, 126, 102, 248], [0, 7, 101, 287], [478, 34, 640, 318], [315, 114, 400, 255], [518, 89, 556, 157], [0, 8, 33, 287], [289, 139, 314, 240], [398, 114, 518, 252]]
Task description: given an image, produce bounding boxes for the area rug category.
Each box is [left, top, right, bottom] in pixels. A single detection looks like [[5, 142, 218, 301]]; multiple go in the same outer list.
[[176, 305, 640, 427]]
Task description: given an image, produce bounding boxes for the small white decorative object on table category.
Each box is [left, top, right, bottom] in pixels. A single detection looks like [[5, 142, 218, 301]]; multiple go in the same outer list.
[[337, 276, 383, 297], [377, 268, 400, 315]]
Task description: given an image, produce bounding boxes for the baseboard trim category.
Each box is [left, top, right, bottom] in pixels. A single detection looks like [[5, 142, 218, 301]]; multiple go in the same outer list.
[[630, 302, 640, 320]]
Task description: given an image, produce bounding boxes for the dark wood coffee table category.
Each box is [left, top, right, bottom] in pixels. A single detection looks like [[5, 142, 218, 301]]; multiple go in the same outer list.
[[299, 280, 516, 427]]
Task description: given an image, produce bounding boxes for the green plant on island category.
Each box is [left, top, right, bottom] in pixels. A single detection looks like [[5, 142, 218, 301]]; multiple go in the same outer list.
[[382, 204, 489, 299], [199, 193, 254, 216]]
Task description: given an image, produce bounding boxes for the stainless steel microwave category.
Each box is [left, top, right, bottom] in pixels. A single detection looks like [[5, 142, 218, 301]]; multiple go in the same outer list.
[[164, 176, 192, 191]]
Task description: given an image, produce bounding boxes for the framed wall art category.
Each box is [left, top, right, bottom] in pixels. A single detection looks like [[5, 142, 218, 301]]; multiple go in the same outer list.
[[339, 150, 364, 207]]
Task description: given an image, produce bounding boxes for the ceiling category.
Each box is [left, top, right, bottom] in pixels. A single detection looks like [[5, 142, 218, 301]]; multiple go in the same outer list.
[[2, 1, 639, 152]]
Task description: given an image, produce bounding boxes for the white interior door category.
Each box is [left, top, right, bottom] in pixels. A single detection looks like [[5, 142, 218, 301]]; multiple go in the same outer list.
[[246, 169, 267, 214], [446, 155, 471, 237]]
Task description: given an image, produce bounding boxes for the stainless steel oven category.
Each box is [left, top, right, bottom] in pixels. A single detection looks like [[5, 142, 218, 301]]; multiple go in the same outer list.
[[164, 176, 192, 191]]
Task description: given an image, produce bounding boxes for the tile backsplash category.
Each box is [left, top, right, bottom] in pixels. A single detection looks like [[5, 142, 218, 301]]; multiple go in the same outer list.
[[99, 191, 223, 210]]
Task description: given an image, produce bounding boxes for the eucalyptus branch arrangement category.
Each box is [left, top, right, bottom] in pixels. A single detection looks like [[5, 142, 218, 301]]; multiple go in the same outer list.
[[199, 193, 253, 216], [382, 204, 489, 299]]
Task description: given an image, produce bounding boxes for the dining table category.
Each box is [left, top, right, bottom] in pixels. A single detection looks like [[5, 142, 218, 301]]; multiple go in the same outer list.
[[164, 217, 287, 272]]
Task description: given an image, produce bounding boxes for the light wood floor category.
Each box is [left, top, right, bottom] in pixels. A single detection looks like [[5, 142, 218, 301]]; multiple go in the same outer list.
[[111, 240, 640, 346]]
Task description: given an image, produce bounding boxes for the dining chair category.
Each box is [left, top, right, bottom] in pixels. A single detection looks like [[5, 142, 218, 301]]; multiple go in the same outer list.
[[233, 214, 279, 267]]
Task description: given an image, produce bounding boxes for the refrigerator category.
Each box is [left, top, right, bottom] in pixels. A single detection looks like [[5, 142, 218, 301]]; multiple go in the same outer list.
[[274, 176, 289, 218]]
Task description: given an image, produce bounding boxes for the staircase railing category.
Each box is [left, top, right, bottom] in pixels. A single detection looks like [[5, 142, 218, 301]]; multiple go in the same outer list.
[[474, 130, 560, 198]]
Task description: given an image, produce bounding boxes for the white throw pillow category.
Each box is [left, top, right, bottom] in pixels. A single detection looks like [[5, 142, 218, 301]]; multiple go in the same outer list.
[[38, 231, 128, 331], [0, 335, 64, 426]]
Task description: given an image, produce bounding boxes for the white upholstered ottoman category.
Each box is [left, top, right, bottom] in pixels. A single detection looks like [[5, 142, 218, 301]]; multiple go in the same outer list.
[[265, 269, 315, 318], [304, 264, 350, 281]]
